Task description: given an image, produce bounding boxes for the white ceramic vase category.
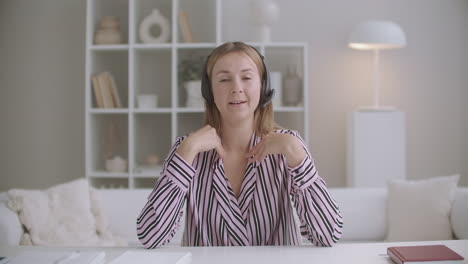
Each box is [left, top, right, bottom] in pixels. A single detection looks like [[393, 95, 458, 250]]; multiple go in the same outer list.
[[139, 9, 171, 44], [184, 80, 204, 108]]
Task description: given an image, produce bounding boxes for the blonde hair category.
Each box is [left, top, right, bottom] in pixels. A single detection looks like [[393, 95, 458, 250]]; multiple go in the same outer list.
[[203, 42, 280, 136]]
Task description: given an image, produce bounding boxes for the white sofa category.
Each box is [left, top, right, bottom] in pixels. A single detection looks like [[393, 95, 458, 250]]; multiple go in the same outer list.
[[1, 188, 467, 246]]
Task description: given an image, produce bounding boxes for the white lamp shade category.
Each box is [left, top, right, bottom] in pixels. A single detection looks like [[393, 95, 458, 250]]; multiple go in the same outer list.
[[349, 21, 407, 50]]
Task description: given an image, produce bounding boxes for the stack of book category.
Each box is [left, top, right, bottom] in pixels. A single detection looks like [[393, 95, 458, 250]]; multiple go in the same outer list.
[[92, 71, 122, 108]]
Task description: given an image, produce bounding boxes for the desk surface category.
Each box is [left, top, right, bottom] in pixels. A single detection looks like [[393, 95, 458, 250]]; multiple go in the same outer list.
[[1, 240, 467, 264]]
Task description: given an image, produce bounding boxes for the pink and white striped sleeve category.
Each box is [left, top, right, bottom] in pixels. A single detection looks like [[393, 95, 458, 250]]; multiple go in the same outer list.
[[136, 136, 195, 249], [287, 131, 344, 246]]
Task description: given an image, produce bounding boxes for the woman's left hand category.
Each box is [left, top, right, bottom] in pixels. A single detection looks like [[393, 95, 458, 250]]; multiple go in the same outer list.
[[245, 132, 307, 167]]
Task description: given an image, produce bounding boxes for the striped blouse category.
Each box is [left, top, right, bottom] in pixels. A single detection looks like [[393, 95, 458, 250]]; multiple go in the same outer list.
[[136, 130, 343, 248]]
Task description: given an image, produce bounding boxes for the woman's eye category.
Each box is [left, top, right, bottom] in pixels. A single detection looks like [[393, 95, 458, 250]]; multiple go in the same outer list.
[[242, 77, 252, 80], [219, 79, 229, 82]]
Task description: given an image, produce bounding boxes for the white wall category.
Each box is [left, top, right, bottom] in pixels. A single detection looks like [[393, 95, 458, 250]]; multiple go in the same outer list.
[[1, 0, 467, 191]]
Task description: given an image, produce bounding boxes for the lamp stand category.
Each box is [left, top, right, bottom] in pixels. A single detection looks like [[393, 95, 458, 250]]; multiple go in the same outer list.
[[373, 49, 380, 108], [359, 49, 396, 112]]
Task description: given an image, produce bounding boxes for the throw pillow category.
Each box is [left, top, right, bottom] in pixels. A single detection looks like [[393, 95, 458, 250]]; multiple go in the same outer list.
[[386, 175, 459, 242], [7, 178, 126, 246]]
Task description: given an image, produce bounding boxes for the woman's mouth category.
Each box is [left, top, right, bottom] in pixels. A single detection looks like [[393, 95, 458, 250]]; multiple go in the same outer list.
[[229, 100, 247, 105]]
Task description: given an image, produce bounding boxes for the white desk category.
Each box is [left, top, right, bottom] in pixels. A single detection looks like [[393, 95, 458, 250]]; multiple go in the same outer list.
[[1, 240, 467, 264]]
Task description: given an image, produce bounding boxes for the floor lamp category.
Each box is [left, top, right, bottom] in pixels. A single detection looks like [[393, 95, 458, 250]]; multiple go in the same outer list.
[[347, 20, 407, 187], [348, 20, 406, 110]]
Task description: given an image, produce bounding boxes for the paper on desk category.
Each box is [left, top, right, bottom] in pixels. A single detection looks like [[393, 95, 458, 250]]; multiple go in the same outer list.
[[6, 250, 105, 264], [109, 251, 192, 264]]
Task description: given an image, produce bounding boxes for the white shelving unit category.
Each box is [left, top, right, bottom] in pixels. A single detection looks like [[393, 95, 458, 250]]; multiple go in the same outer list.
[[85, 0, 309, 189]]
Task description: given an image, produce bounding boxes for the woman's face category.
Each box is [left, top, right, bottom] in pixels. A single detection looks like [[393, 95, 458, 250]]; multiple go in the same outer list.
[[211, 51, 262, 124]]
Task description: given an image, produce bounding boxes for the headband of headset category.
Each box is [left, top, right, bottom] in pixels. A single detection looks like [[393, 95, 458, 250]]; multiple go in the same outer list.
[[201, 45, 274, 108]]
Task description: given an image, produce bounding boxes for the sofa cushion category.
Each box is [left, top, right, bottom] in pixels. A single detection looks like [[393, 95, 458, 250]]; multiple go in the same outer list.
[[386, 175, 459, 242], [330, 188, 387, 241], [0, 192, 22, 245], [7, 178, 126, 246], [451, 188, 468, 239]]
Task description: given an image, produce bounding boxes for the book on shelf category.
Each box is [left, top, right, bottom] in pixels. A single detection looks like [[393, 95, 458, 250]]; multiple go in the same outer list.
[[109, 251, 191, 264], [387, 245, 465, 264], [6, 250, 105, 264], [178, 11, 193, 43], [106, 72, 122, 108], [91, 74, 105, 108], [98, 72, 115, 108], [92, 71, 122, 108]]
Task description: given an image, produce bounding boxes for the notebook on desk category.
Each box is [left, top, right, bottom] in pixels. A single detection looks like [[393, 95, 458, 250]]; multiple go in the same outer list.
[[109, 251, 192, 264], [5, 250, 105, 264], [387, 245, 465, 264]]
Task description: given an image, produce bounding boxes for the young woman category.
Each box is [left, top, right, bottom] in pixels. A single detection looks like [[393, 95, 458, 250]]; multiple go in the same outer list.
[[136, 42, 343, 248]]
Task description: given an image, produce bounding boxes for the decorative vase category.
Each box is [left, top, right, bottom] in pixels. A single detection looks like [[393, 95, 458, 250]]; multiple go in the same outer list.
[[94, 16, 122, 45], [283, 65, 302, 106], [184, 80, 204, 108], [105, 156, 127, 172], [139, 9, 171, 44]]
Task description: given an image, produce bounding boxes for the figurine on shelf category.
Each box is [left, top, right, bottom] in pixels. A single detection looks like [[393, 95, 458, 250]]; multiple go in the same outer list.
[[94, 16, 122, 45], [145, 154, 161, 166]]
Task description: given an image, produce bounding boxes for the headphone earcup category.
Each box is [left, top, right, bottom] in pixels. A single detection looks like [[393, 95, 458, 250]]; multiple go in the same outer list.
[[201, 60, 213, 105], [259, 59, 275, 108]]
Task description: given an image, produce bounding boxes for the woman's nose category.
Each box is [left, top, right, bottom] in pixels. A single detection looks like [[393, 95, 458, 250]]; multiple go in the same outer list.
[[231, 78, 243, 94]]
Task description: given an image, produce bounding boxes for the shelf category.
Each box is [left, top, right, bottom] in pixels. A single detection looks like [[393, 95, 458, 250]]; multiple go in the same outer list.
[[89, 45, 129, 51], [90, 109, 130, 114], [85, 0, 308, 189], [132, 165, 162, 177], [133, 43, 172, 50], [176, 43, 217, 49], [89, 172, 129, 178], [274, 107, 304, 112], [176, 107, 205, 113], [133, 108, 172, 113]]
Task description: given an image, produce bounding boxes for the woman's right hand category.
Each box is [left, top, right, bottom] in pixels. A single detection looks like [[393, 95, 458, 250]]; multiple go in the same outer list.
[[176, 125, 226, 165]]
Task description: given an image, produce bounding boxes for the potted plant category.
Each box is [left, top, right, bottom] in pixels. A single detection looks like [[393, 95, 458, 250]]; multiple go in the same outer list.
[[179, 54, 205, 108]]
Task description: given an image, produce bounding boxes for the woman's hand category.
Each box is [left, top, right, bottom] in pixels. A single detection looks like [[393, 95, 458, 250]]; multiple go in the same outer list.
[[246, 132, 306, 167], [177, 125, 226, 165]]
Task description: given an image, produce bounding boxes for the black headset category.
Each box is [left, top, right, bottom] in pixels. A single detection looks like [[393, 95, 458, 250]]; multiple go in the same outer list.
[[201, 44, 275, 108]]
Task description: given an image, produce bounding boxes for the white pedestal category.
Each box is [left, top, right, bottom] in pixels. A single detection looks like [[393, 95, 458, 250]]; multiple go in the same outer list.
[[347, 110, 406, 187]]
